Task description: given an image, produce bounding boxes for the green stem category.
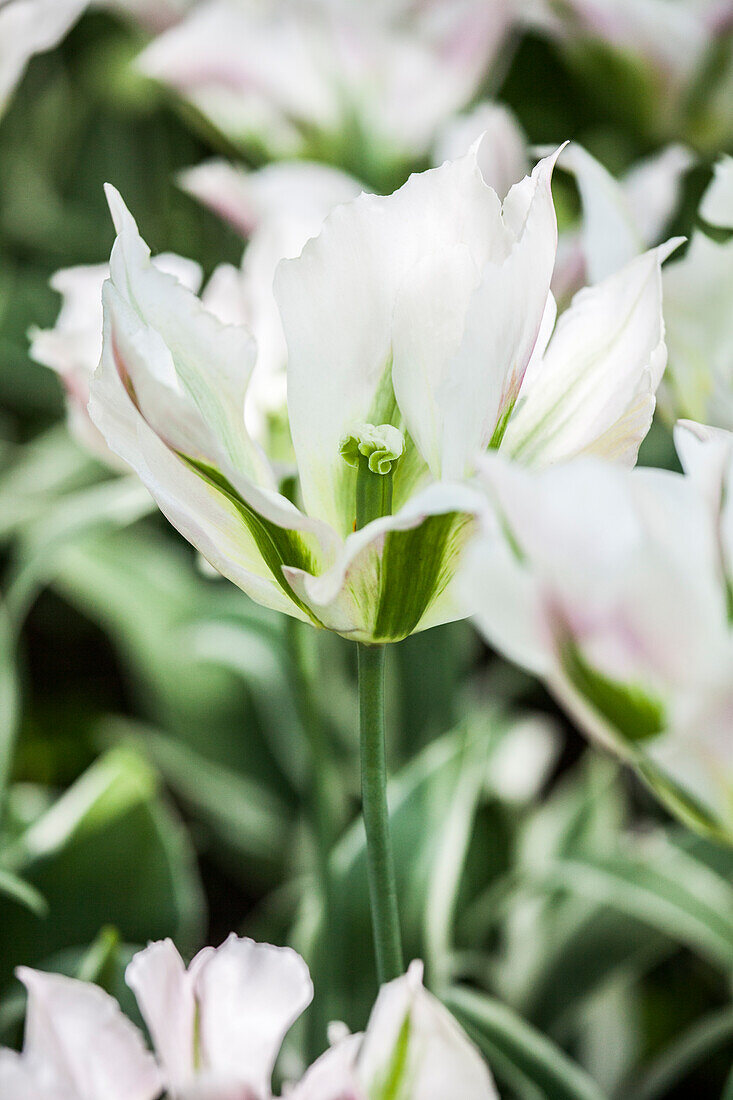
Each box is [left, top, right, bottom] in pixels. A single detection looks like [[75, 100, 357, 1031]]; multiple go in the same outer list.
[[357, 641, 404, 984]]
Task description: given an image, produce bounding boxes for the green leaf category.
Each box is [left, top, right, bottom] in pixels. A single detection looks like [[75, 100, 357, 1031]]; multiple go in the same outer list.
[[446, 986, 606, 1100], [0, 746, 205, 987], [624, 1005, 733, 1100], [0, 868, 47, 915], [530, 842, 733, 970]]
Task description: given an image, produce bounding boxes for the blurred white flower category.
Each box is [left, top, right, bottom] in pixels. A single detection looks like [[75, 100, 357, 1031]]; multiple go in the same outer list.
[[0, 0, 195, 118], [662, 156, 733, 429], [432, 101, 529, 198], [461, 421, 733, 839], [29, 253, 202, 467], [0, 944, 499, 1100], [88, 141, 675, 640], [127, 934, 313, 1100], [180, 159, 363, 448], [0, 966, 162, 1100], [289, 961, 499, 1099], [552, 142, 693, 300], [0, 0, 88, 116], [137, 0, 516, 179]]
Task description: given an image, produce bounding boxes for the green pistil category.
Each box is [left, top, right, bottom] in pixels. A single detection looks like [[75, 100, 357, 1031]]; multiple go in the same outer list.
[[340, 423, 404, 530]]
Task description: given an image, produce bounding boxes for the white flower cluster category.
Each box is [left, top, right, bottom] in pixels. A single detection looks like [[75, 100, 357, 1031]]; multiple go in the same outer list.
[[0, 936, 498, 1100]]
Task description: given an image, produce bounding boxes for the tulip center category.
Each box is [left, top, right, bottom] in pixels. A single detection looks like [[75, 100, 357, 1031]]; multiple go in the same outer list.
[[340, 422, 404, 530]]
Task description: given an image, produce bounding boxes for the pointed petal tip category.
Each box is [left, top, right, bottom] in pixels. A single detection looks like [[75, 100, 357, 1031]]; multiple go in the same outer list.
[[658, 235, 686, 264], [103, 183, 138, 240]]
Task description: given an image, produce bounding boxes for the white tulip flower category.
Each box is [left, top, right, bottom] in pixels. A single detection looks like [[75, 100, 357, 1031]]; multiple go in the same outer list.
[[0, 0, 196, 118], [127, 935, 313, 1100], [461, 421, 733, 839], [136, 0, 515, 180], [0, 943, 500, 1100], [180, 159, 363, 450], [88, 142, 676, 643], [536, 0, 733, 142], [289, 961, 498, 1100]]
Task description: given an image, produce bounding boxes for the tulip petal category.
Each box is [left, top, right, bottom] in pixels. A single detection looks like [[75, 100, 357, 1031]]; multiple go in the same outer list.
[[357, 962, 499, 1100], [126, 939, 215, 1093], [505, 242, 682, 468], [283, 482, 483, 642], [275, 146, 509, 536], [699, 154, 733, 230], [17, 968, 161, 1100], [90, 284, 333, 623], [195, 935, 313, 1098], [0, 0, 87, 115], [105, 184, 268, 484], [663, 231, 733, 428], [179, 158, 363, 240]]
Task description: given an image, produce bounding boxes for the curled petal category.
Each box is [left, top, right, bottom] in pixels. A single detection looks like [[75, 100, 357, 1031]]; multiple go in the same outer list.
[[505, 241, 682, 468], [18, 968, 161, 1100], [195, 935, 313, 1099], [283, 482, 484, 642]]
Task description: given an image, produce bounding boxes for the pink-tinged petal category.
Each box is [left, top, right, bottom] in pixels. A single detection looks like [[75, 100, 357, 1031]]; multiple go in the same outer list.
[[137, 1, 338, 154], [558, 0, 710, 84], [179, 159, 363, 240], [0, 1051, 70, 1100], [126, 939, 210, 1093], [195, 935, 313, 1099], [357, 962, 499, 1099], [505, 241, 682, 468], [18, 968, 161, 1100]]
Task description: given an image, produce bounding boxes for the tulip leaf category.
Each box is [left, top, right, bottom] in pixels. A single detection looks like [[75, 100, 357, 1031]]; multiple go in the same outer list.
[[530, 845, 733, 970], [0, 868, 47, 915], [624, 1005, 733, 1100], [446, 986, 606, 1100]]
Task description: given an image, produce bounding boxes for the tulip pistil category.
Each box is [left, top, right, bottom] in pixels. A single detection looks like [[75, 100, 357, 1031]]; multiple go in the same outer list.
[[340, 422, 404, 530]]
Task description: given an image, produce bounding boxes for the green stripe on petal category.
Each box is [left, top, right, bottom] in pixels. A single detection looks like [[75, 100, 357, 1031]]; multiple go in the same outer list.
[[560, 639, 666, 742], [373, 511, 474, 643], [183, 456, 325, 626], [372, 1010, 413, 1100]]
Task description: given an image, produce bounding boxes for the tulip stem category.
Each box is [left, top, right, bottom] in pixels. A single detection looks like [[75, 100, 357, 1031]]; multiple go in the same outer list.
[[358, 641, 404, 984]]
